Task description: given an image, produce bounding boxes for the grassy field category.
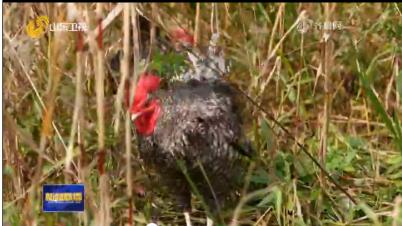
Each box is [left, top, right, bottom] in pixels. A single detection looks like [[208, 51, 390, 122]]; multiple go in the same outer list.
[[3, 3, 402, 226]]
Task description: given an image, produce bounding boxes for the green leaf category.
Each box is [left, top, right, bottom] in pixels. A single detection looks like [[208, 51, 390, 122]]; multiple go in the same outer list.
[[358, 69, 402, 154], [257, 185, 283, 224], [260, 119, 274, 150], [347, 136, 366, 149], [274, 186, 283, 226], [3, 165, 14, 177], [397, 69, 402, 101], [251, 168, 270, 185], [274, 152, 291, 181], [288, 87, 296, 103], [358, 203, 380, 225], [360, 72, 396, 135]]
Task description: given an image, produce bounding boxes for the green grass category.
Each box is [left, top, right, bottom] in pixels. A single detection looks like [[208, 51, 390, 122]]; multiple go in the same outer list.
[[3, 3, 402, 226]]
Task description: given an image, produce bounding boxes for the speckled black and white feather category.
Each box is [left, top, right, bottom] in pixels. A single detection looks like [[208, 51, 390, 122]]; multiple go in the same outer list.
[[137, 37, 253, 219]]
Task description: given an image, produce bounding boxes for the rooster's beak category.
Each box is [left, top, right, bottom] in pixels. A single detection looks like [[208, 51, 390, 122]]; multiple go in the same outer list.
[[131, 112, 142, 121]]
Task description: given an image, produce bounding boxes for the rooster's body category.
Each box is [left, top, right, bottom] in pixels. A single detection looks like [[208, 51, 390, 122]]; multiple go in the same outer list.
[[129, 36, 253, 225], [138, 79, 252, 213]]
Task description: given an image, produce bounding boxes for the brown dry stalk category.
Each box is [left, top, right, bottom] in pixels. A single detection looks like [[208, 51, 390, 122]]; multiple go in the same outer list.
[[267, 3, 285, 63], [131, 4, 141, 70], [65, 31, 84, 174], [194, 3, 201, 48], [319, 2, 334, 188], [114, 3, 132, 134], [210, 3, 220, 34], [147, 3, 158, 62], [3, 112, 24, 201], [85, 4, 123, 46], [125, 4, 143, 225], [260, 9, 306, 78], [392, 196, 402, 226], [121, 4, 134, 226], [88, 3, 111, 225], [395, 56, 400, 111], [29, 6, 65, 224]]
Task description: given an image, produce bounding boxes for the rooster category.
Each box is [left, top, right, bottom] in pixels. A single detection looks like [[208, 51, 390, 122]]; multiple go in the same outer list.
[[127, 35, 253, 226]]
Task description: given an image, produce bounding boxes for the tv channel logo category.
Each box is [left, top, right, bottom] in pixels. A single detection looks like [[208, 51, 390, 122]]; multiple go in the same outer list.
[[26, 15, 88, 39], [43, 184, 84, 212]]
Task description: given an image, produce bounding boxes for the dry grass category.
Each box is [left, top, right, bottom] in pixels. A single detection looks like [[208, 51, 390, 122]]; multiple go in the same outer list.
[[3, 3, 402, 226]]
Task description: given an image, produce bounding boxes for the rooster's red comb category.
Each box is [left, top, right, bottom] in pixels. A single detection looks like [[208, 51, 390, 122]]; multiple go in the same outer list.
[[171, 28, 194, 46], [137, 72, 161, 92]]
